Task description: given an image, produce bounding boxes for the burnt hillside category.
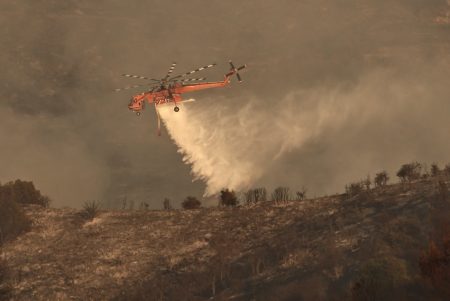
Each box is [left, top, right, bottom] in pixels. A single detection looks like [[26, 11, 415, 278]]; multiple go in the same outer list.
[[1, 176, 449, 300]]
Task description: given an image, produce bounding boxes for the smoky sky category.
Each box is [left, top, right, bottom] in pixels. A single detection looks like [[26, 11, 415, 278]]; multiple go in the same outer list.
[[1, 0, 449, 208]]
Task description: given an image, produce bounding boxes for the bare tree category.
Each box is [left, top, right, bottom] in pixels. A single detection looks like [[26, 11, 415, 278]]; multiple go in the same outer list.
[[296, 186, 307, 201], [244, 190, 254, 205], [163, 198, 172, 210], [128, 199, 135, 210], [121, 197, 127, 210], [271, 186, 291, 203], [363, 175, 371, 191], [139, 201, 149, 210], [244, 187, 267, 204], [253, 187, 267, 203]]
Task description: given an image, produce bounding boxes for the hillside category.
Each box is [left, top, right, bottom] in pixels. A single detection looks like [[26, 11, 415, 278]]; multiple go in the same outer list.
[[1, 176, 449, 300]]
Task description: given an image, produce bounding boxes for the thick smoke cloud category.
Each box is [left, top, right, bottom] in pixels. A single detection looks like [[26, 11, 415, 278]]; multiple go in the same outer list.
[[159, 61, 450, 202], [0, 0, 449, 207]]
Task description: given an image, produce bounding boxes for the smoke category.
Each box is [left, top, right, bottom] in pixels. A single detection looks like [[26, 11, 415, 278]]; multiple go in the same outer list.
[[159, 61, 450, 198], [157, 85, 353, 196], [1, 0, 449, 207], [0, 107, 110, 208], [159, 100, 279, 195]]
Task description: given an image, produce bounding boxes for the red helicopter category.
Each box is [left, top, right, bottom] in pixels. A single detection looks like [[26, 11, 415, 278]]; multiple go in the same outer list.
[[115, 61, 246, 135]]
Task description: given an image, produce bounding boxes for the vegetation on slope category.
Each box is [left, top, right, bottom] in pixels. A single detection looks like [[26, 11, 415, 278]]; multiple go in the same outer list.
[[119, 162, 450, 301], [0, 180, 51, 300], [0, 162, 449, 300]]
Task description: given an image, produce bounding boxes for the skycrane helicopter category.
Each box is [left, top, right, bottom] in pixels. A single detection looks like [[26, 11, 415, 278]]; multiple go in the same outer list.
[[114, 60, 246, 135]]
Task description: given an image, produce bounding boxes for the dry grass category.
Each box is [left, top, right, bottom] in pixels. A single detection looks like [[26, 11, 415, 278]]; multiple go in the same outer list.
[[1, 177, 449, 300]]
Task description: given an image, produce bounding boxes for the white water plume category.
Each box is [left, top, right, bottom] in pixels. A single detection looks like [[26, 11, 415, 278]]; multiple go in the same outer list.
[[157, 91, 345, 196], [156, 65, 450, 198]]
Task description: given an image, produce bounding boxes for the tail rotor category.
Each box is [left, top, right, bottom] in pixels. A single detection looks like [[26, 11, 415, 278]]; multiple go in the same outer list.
[[226, 60, 247, 82]]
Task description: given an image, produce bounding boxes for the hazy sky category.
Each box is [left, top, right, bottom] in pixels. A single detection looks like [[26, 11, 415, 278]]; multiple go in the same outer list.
[[1, 0, 449, 208]]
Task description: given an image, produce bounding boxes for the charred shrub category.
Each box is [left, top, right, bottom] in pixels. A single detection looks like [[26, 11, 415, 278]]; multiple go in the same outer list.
[[219, 189, 238, 207], [437, 181, 449, 203], [396, 162, 422, 183], [81, 200, 101, 220], [182, 196, 201, 210], [444, 164, 450, 176], [345, 181, 365, 197], [430, 163, 441, 177], [374, 171, 389, 188], [0, 180, 50, 207], [0, 196, 31, 245]]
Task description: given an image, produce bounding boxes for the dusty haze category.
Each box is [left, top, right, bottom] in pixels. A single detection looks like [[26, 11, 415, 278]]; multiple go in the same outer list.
[[1, 0, 449, 207]]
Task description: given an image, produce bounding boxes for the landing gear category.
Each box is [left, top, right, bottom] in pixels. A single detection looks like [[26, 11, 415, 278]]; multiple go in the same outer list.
[[174, 106, 180, 112]]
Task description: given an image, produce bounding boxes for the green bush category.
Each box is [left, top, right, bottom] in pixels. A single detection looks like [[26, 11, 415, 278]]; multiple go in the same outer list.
[[0, 180, 50, 207], [351, 257, 408, 301], [0, 196, 31, 245]]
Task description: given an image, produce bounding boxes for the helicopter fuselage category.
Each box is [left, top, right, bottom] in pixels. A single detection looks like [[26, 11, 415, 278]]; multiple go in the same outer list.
[[119, 60, 246, 135], [128, 78, 230, 113]]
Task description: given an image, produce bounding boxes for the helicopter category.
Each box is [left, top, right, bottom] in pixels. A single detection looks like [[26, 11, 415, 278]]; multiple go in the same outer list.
[[114, 60, 246, 135]]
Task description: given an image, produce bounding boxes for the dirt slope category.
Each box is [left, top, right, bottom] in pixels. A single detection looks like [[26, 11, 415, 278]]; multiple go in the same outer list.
[[1, 177, 449, 300]]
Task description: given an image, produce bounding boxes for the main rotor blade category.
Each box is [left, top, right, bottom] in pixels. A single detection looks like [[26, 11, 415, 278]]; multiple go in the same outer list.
[[121, 74, 160, 82], [181, 77, 206, 82], [164, 62, 177, 80], [169, 63, 216, 80], [237, 64, 246, 71], [114, 83, 157, 92], [236, 73, 242, 82]]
